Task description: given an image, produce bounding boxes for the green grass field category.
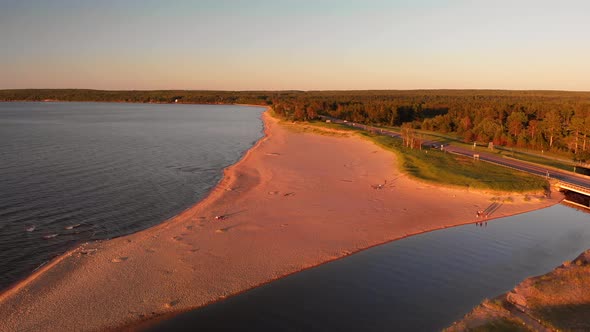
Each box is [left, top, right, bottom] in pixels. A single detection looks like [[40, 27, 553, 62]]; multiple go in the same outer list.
[[374, 124, 580, 174], [305, 120, 548, 193]]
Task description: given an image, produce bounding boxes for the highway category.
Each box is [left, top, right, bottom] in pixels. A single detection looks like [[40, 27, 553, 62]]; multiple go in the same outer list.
[[320, 116, 590, 190]]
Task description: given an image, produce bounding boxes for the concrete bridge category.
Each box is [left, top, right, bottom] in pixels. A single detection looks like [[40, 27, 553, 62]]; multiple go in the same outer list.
[[557, 181, 590, 209], [557, 181, 590, 196]]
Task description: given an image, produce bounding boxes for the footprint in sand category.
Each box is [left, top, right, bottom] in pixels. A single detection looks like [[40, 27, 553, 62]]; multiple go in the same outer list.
[[111, 257, 129, 263]]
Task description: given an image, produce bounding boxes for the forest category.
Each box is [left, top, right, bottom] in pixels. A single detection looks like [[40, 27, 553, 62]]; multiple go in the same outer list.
[[2, 89, 589, 162]]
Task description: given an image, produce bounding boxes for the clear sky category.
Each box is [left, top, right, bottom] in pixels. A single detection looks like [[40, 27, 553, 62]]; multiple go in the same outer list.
[[1, 0, 589, 91]]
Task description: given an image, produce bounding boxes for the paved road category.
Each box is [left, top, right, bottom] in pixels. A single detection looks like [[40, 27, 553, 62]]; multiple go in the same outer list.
[[320, 116, 590, 190]]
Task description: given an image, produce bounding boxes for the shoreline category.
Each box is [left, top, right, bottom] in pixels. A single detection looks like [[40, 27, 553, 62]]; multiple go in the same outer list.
[[0, 104, 271, 300], [134, 202, 567, 330], [0, 103, 268, 295], [446, 249, 590, 331], [0, 109, 563, 331]]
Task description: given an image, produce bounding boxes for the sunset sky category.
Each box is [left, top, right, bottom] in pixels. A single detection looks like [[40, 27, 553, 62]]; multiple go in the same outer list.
[[1, 0, 589, 91]]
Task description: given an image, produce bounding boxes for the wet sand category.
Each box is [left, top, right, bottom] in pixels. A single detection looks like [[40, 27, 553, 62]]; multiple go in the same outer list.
[[0, 111, 562, 331]]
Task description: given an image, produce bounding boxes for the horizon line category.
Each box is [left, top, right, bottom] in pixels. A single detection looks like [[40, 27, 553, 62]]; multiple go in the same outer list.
[[2, 88, 590, 93]]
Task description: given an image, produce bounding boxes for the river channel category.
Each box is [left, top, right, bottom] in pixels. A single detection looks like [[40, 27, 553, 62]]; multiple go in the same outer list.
[[148, 204, 589, 331]]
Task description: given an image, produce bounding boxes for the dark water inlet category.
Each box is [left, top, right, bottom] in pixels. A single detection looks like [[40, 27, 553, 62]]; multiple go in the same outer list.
[[563, 190, 590, 208], [0, 102, 264, 290], [148, 204, 590, 332]]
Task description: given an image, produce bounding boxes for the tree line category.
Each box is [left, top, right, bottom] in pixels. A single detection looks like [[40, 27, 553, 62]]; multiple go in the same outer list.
[[2, 89, 589, 161], [270, 90, 590, 162]]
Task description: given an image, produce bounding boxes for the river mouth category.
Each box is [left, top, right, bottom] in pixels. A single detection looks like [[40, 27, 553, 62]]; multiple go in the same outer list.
[[146, 203, 590, 332]]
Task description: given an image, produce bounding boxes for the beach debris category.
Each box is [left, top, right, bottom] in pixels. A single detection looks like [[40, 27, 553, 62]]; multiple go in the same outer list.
[[371, 177, 401, 190], [42, 233, 58, 239], [164, 299, 181, 308], [25, 225, 36, 232], [111, 256, 129, 263], [268, 191, 279, 195], [507, 291, 528, 308], [214, 210, 246, 221], [64, 223, 81, 230], [80, 248, 98, 255], [371, 180, 387, 190], [32, 261, 48, 272], [283, 192, 295, 197], [265, 152, 281, 156], [340, 179, 353, 182]]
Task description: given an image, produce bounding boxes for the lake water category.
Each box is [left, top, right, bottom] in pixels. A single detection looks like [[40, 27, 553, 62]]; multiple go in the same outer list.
[[148, 204, 590, 332], [0, 102, 264, 290]]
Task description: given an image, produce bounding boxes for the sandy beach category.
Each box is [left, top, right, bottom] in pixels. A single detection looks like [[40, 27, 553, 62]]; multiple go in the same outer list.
[[0, 110, 562, 331]]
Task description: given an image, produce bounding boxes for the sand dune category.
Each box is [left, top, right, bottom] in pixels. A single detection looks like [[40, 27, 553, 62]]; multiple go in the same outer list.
[[0, 111, 561, 331]]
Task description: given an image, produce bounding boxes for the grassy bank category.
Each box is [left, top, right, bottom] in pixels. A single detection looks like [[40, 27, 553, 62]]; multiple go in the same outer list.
[[289, 120, 548, 193], [446, 249, 590, 331], [375, 124, 582, 175]]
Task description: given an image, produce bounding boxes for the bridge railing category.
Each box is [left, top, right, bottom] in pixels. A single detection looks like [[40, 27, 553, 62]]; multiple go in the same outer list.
[[557, 181, 590, 194]]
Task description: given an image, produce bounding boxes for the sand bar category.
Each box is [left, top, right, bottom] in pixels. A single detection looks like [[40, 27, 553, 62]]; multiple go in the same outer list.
[[0, 110, 562, 331]]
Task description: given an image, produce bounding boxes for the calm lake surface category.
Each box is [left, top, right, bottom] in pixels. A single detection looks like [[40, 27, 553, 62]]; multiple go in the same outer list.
[[0, 102, 264, 290], [149, 204, 590, 332]]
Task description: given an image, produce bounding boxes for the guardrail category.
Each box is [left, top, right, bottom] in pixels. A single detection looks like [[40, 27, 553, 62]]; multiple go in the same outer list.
[[558, 181, 590, 195]]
